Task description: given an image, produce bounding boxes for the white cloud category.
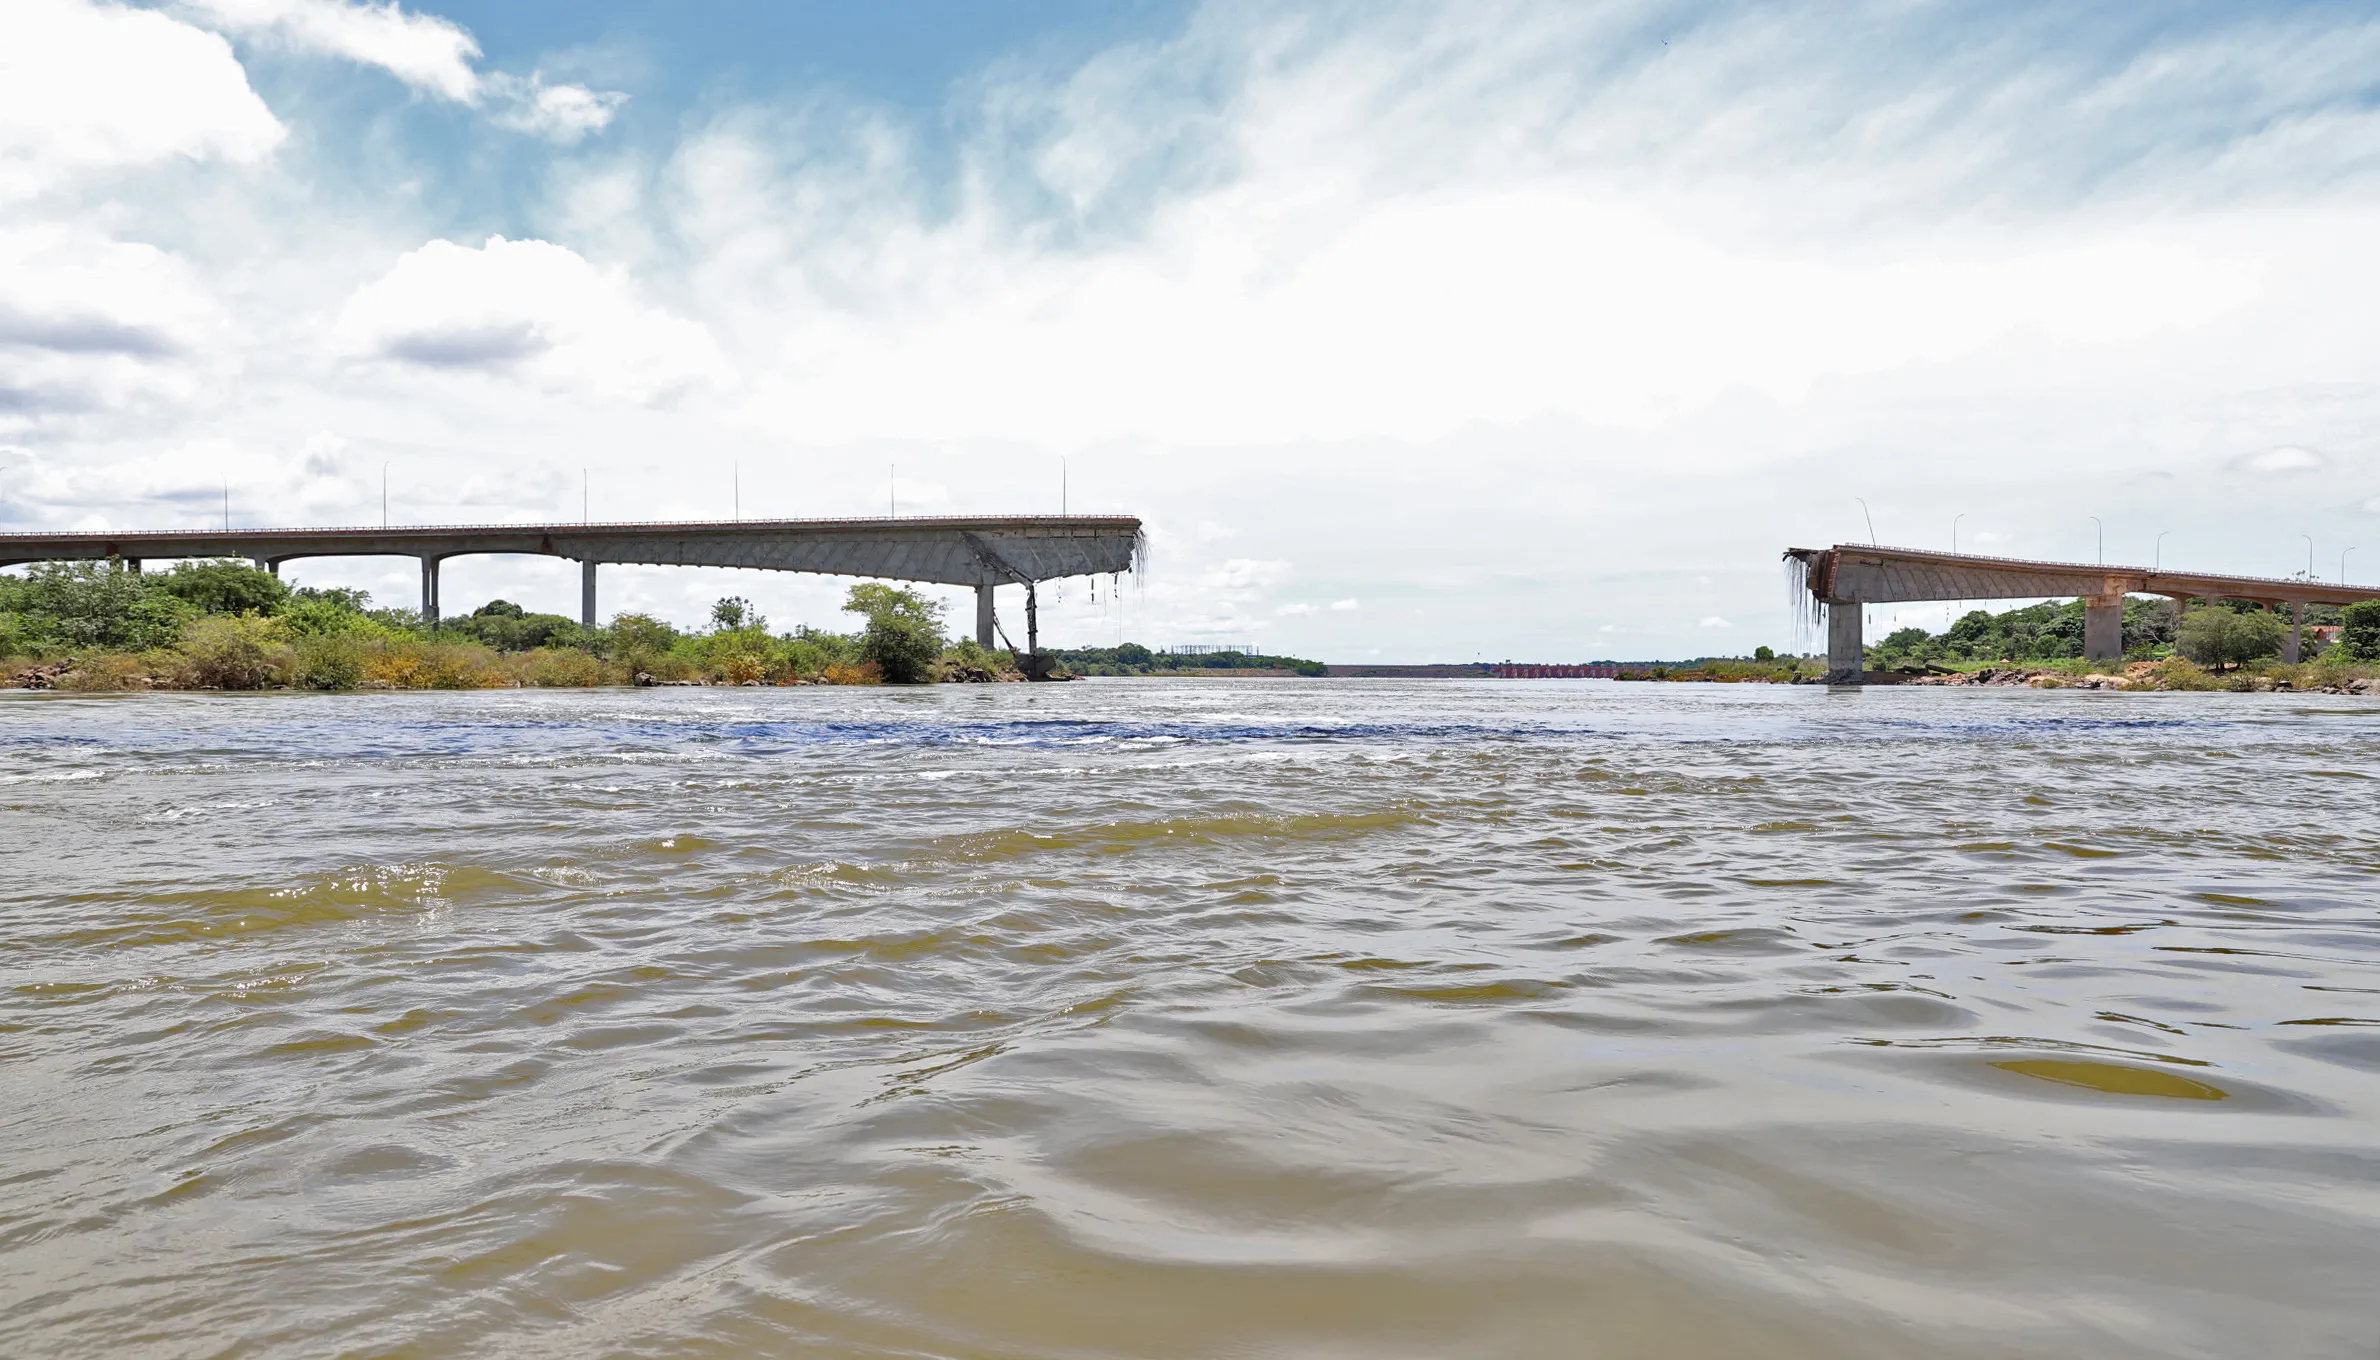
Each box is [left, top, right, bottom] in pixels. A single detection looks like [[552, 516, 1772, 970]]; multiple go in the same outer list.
[[181, 0, 480, 101], [335, 236, 730, 401], [1275, 602, 1316, 616], [1700, 616, 1733, 628], [0, 0, 283, 198], [2226, 445, 2329, 476], [485, 73, 627, 145], [1328, 597, 1359, 611], [1199, 558, 1291, 591], [180, 0, 624, 141]]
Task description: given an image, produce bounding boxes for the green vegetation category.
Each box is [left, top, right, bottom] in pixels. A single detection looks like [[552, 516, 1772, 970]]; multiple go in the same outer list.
[[0, 560, 1056, 692], [1050, 644, 1327, 677]]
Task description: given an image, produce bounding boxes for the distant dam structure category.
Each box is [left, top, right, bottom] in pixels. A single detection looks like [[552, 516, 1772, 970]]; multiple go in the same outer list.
[[1789, 543, 2380, 683], [0, 515, 1143, 660]]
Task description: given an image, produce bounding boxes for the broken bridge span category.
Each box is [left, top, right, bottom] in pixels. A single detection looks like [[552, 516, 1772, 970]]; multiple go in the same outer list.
[[1788, 543, 2380, 684]]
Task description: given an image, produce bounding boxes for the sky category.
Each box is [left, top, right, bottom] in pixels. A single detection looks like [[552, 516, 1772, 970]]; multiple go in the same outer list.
[[6, 0, 2380, 660]]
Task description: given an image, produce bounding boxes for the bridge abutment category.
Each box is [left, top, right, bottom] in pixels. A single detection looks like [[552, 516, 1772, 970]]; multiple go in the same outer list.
[[2085, 595, 2123, 663], [1825, 600, 1863, 683]]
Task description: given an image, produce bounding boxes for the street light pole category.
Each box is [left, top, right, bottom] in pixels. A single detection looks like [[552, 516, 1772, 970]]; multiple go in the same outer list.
[[1951, 513, 1964, 553], [2089, 516, 2102, 565], [2302, 533, 2315, 580], [2154, 530, 2169, 573], [1855, 498, 1876, 545], [2345, 547, 2358, 586]]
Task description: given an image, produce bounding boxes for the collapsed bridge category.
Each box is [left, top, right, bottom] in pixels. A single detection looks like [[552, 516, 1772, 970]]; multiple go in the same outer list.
[[1787, 544, 2380, 684], [0, 515, 1144, 665]]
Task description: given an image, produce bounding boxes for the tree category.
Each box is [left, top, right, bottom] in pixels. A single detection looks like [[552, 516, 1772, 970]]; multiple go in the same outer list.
[[153, 559, 289, 616], [710, 596, 762, 632], [0, 561, 190, 650], [2338, 601, 2380, 661], [843, 583, 945, 683], [1753, 645, 1775, 661], [2175, 605, 2283, 670]]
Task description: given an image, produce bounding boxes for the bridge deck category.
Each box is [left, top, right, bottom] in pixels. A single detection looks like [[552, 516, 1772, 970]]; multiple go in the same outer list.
[[1785, 543, 2380, 682], [0, 515, 1143, 588], [0, 514, 1144, 637], [1787, 544, 2380, 609]]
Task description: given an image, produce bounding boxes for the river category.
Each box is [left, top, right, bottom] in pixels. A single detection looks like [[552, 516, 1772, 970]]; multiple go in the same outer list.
[[3, 680, 2376, 1358]]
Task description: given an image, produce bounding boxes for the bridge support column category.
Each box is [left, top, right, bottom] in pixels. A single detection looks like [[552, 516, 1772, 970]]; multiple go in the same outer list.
[[1825, 599, 1863, 683], [2085, 594, 2123, 663], [2285, 601, 2303, 664], [976, 584, 995, 649], [581, 560, 598, 629], [420, 557, 440, 628], [253, 557, 278, 577], [124, 558, 141, 574]]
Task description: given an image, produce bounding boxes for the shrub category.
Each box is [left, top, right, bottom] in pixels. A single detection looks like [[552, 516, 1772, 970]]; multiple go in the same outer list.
[[154, 560, 289, 616], [2176, 606, 2284, 670], [177, 615, 294, 689], [821, 660, 882, 685], [712, 648, 768, 684], [514, 647, 610, 687], [2339, 601, 2380, 662], [844, 583, 944, 684], [2145, 656, 2223, 691], [294, 635, 367, 691], [56, 654, 152, 692]]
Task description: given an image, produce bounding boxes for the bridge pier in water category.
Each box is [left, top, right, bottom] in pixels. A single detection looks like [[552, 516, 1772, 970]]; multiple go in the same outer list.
[[976, 584, 996, 649], [419, 557, 440, 628], [2085, 595, 2123, 663], [581, 560, 599, 628], [1825, 600, 1863, 683]]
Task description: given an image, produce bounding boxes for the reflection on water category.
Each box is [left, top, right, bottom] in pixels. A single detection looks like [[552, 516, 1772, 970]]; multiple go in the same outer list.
[[2, 680, 2377, 1358]]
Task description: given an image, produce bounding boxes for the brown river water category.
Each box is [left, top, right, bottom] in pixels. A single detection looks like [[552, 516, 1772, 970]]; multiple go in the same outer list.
[[3, 680, 2377, 1359]]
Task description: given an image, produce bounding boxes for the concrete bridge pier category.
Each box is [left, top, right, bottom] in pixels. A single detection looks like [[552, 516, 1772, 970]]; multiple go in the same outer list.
[[2285, 601, 2303, 664], [420, 557, 440, 628], [253, 557, 279, 577], [581, 560, 598, 629], [1825, 599, 1863, 683], [975, 584, 996, 649], [2085, 595, 2123, 663]]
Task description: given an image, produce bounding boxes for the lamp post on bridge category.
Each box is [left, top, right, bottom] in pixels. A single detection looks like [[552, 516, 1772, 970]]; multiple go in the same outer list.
[[1855, 498, 1876, 545], [2088, 516, 2102, 566], [2301, 533, 2315, 580], [2345, 546, 2358, 586], [2154, 530, 2169, 573]]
